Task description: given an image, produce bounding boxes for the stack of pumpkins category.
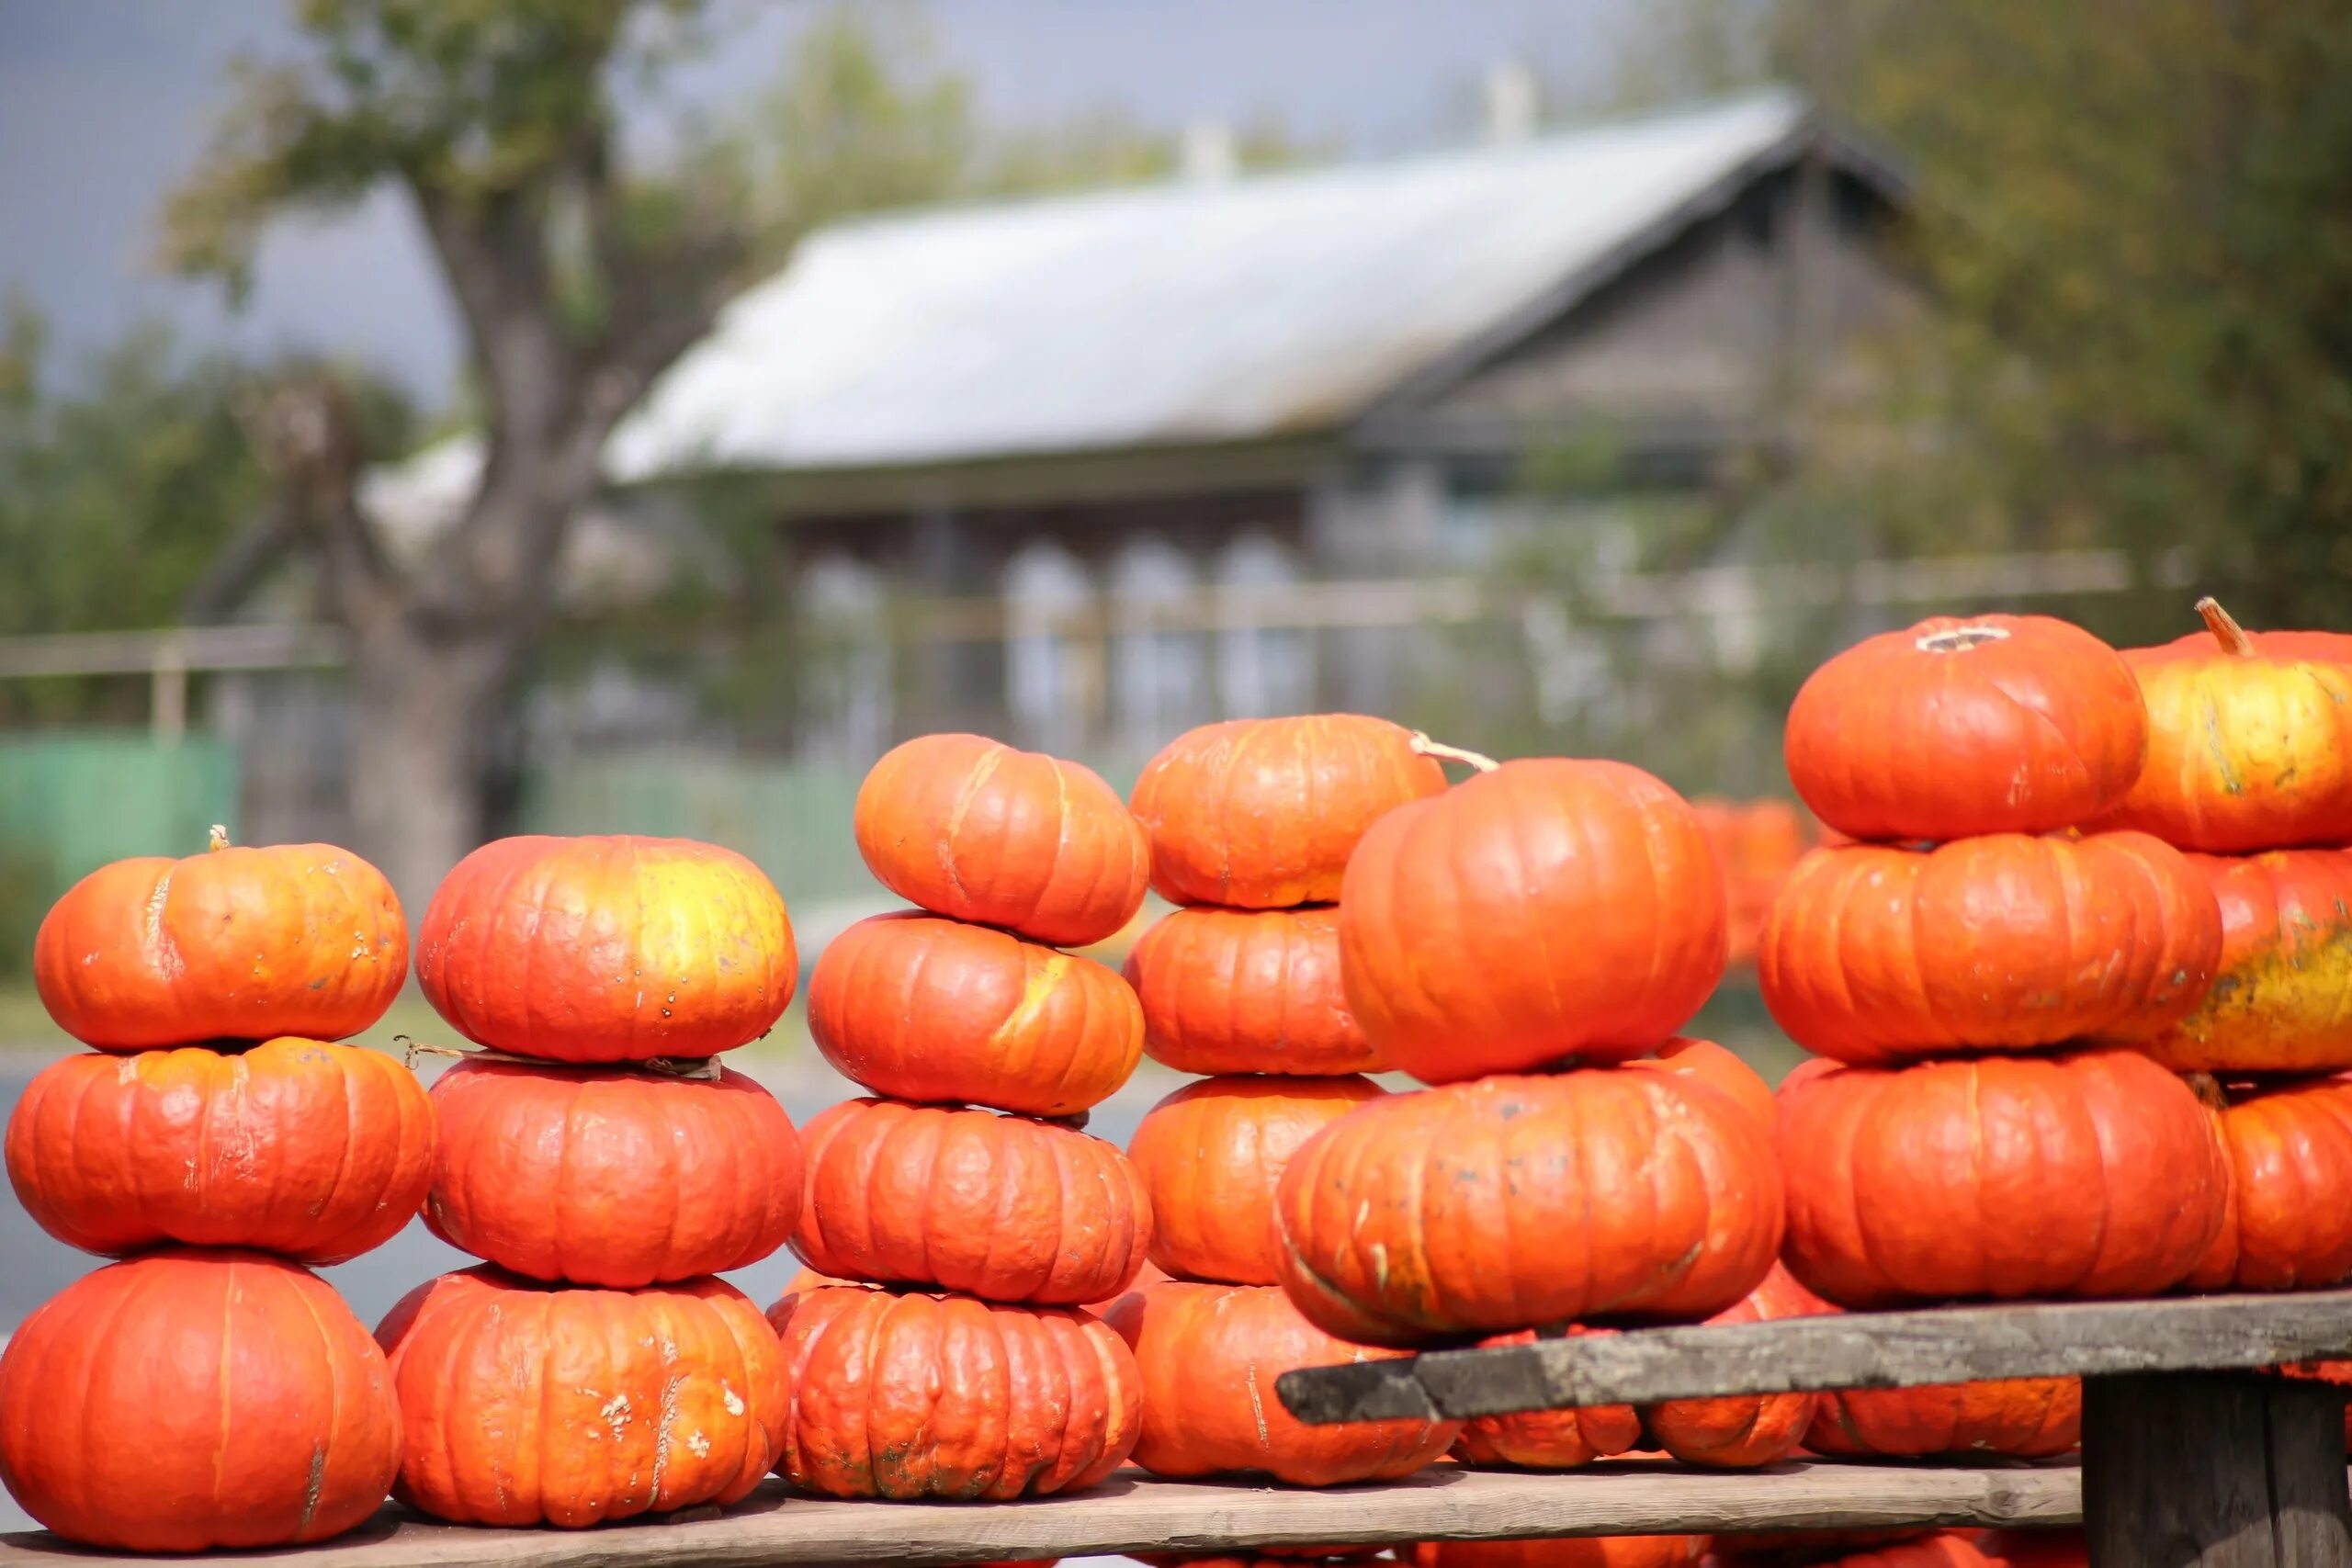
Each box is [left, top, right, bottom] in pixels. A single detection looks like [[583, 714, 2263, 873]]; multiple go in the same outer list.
[[773, 734, 1154, 1500], [1114, 716, 1464, 1484], [1, 830, 423, 1551], [388, 833, 805, 1529]]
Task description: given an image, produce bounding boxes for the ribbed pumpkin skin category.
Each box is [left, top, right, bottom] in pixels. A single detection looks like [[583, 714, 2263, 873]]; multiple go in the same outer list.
[[377, 1266, 784, 1528], [6, 1038, 433, 1263], [34, 838, 406, 1051], [2143, 850, 2352, 1072], [1451, 1327, 1642, 1469], [1973, 1530, 2090, 1568], [1128, 1075, 1385, 1285], [1782, 614, 2147, 843], [1805, 1381, 2083, 1460], [1626, 1038, 1775, 1129], [1410, 1537, 1709, 1568], [794, 1098, 1149, 1304], [1338, 760, 1729, 1084], [1779, 1052, 2230, 1307], [2188, 1075, 2352, 1291], [1638, 1264, 1816, 1469], [1272, 1069, 1782, 1347], [1125, 906, 1382, 1076], [1128, 716, 1448, 908], [808, 913, 1141, 1115], [1104, 1280, 1459, 1483], [424, 1060, 801, 1287], [854, 734, 1149, 947], [0, 1250, 401, 1551], [768, 1284, 1141, 1499], [417, 835, 796, 1062], [1758, 833, 2222, 1062]]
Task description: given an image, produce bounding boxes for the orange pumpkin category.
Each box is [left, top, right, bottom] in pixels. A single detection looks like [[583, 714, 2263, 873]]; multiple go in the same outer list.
[[1805, 1380, 2083, 1461], [1128, 716, 1449, 908], [424, 1058, 801, 1287], [1124, 905, 1384, 1076], [1758, 833, 2222, 1062], [2187, 1074, 2352, 1291], [1779, 1051, 2229, 1307], [1103, 1279, 1459, 1483], [417, 834, 796, 1062], [808, 912, 1142, 1115], [794, 1097, 1149, 1304], [1974, 1531, 2090, 1568], [1626, 1038, 1775, 1130], [2099, 598, 2352, 851], [33, 829, 406, 1051], [377, 1266, 784, 1527], [6, 1037, 433, 1263], [854, 734, 1149, 947], [1127, 1075, 1387, 1285], [1410, 1538, 1709, 1568], [1708, 1532, 1947, 1568], [1730, 1536, 1999, 1568], [1339, 760, 1728, 1084], [1638, 1264, 1817, 1469], [0, 1250, 401, 1551], [1273, 1068, 1781, 1347], [769, 1284, 1140, 1499], [1450, 1326, 1643, 1469], [2142, 849, 2352, 1072], [1782, 614, 2147, 843]]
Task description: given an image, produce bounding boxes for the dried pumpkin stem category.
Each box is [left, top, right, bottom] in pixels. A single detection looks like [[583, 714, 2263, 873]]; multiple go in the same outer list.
[[2184, 1072, 2229, 1113], [207, 824, 231, 852], [1411, 732, 1500, 773], [2196, 596, 2256, 657], [393, 1034, 721, 1080]]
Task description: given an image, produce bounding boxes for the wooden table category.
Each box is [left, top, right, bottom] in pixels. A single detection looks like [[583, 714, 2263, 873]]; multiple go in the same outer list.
[[1279, 1290, 2352, 1568]]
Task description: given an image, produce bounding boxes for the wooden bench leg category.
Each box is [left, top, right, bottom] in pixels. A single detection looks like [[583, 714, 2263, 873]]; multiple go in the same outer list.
[[2083, 1372, 2352, 1567]]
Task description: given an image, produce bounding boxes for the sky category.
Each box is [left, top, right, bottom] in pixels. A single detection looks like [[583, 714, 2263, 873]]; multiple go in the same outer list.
[[0, 0, 1634, 409]]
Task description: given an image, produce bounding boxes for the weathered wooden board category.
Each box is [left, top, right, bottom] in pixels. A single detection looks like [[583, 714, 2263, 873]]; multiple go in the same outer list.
[[1277, 1291, 2352, 1425], [0, 1462, 2086, 1568]]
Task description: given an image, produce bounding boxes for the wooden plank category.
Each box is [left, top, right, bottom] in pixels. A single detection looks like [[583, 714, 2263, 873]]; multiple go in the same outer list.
[[0, 1462, 2084, 1568], [1277, 1291, 2352, 1426]]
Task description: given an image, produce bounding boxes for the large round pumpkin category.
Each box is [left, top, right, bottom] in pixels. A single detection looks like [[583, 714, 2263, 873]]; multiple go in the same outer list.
[[1779, 1051, 2229, 1307], [1272, 1068, 1781, 1347], [854, 734, 1149, 947], [1757, 833, 2222, 1062], [2141, 849, 2352, 1072], [1409, 1538, 1709, 1568], [1626, 1038, 1775, 1130], [1450, 1326, 1643, 1469], [33, 829, 406, 1051], [1339, 760, 1728, 1083], [376, 1266, 783, 1528], [2186, 1074, 2352, 1292], [416, 834, 796, 1062], [794, 1097, 1149, 1304], [808, 912, 1141, 1115], [1103, 1279, 1459, 1484], [424, 1058, 801, 1287], [1781, 614, 2146, 843], [6, 1037, 433, 1263], [1127, 1074, 1385, 1286], [0, 1250, 401, 1551], [1638, 1264, 1817, 1469], [768, 1283, 1140, 1499], [1125, 905, 1383, 1076], [1128, 716, 1449, 908], [1805, 1380, 2083, 1460], [2098, 598, 2352, 852]]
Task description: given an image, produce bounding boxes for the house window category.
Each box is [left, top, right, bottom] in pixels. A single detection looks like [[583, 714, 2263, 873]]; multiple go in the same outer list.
[[1216, 533, 1313, 717], [1003, 539, 1099, 754], [796, 553, 893, 763], [1110, 535, 1208, 754]]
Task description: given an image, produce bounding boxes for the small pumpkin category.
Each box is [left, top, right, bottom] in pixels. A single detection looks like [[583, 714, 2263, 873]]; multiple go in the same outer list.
[[1974, 1531, 2090, 1568], [1273, 1068, 1781, 1347], [1758, 833, 2222, 1062], [1804, 1380, 2083, 1461], [768, 1284, 1140, 1499], [1782, 614, 2147, 843], [2187, 1074, 2352, 1292], [1339, 759, 1728, 1084], [424, 1058, 801, 1287], [794, 1097, 1149, 1304], [809, 912, 1142, 1115], [1128, 716, 1449, 908], [1692, 797, 1815, 967], [7, 1037, 433, 1264], [1450, 1326, 1643, 1469], [0, 1250, 401, 1551], [1779, 1051, 2229, 1307], [377, 1266, 784, 1528], [1709, 1532, 1944, 1568], [2098, 597, 2352, 852], [1125, 905, 1383, 1076], [1103, 1279, 1459, 1484], [2141, 849, 2352, 1073], [1726, 1536, 1999, 1568], [417, 834, 796, 1062], [1637, 1263, 1817, 1469], [1409, 1538, 1709, 1568], [33, 829, 406, 1051], [1626, 1037, 1775, 1130], [854, 734, 1149, 947], [1127, 1074, 1386, 1285]]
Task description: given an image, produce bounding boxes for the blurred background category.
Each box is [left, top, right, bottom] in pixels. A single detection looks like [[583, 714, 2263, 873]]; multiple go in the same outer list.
[[0, 0, 2347, 1413]]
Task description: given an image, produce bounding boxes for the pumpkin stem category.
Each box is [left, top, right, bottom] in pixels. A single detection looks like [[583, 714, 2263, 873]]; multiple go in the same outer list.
[[208, 824, 231, 852], [2196, 596, 2256, 657], [1411, 732, 1500, 773], [1914, 625, 2010, 654], [2185, 1072, 2229, 1113]]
